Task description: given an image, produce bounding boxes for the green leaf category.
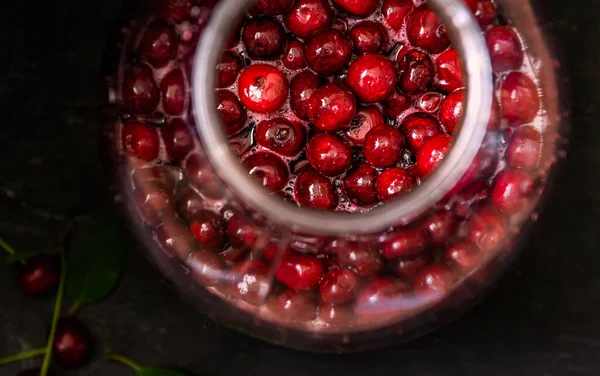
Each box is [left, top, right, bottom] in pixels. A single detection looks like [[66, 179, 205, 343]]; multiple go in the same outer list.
[[137, 367, 187, 376], [66, 220, 126, 308]]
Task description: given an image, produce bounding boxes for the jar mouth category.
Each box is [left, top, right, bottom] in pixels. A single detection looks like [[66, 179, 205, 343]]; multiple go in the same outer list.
[[192, 0, 493, 236]]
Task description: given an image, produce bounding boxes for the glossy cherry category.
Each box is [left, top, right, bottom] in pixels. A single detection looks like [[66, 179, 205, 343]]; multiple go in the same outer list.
[[375, 168, 416, 202], [238, 64, 289, 113], [290, 71, 322, 120], [500, 71, 540, 126], [295, 170, 339, 210], [400, 112, 442, 151], [349, 21, 389, 55], [383, 89, 411, 119], [421, 210, 459, 246], [282, 38, 307, 70], [267, 289, 318, 321], [160, 69, 186, 115], [451, 180, 491, 219], [476, 0, 498, 27], [227, 214, 267, 250], [304, 29, 353, 75], [242, 17, 285, 59], [332, 0, 378, 16], [276, 252, 325, 290], [189, 210, 225, 251], [380, 228, 428, 259], [343, 164, 380, 206], [319, 269, 359, 305], [216, 90, 247, 135], [416, 92, 443, 113], [346, 106, 385, 146], [255, 118, 306, 157], [331, 240, 383, 278], [347, 54, 397, 103], [53, 317, 93, 368], [416, 135, 452, 177], [382, 0, 414, 31], [121, 122, 160, 161], [363, 125, 405, 168], [492, 169, 533, 213], [243, 152, 289, 191], [406, 5, 450, 54], [137, 20, 178, 68], [412, 263, 456, 298], [436, 48, 463, 92], [156, 0, 197, 22], [285, 0, 333, 38], [185, 153, 222, 199], [307, 133, 352, 177], [307, 83, 357, 131], [485, 26, 524, 73], [161, 118, 194, 162], [390, 253, 433, 280], [396, 49, 434, 94], [439, 89, 465, 134], [122, 64, 160, 114], [442, 239, 480, 274], [253, 0, 295, 15], [505, 125, 541, 171], [467, 206, 507, 253], [355, 277, 411, 315], [216, 51, 243, 88], [16, 255, 60, 297]]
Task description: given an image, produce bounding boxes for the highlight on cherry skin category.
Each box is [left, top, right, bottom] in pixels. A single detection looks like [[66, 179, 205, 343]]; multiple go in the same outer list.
[[108, 0, 553, 338]]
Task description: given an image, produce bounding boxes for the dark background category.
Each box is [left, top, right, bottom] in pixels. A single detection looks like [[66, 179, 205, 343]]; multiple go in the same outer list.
[[1, 0, 600, 375]]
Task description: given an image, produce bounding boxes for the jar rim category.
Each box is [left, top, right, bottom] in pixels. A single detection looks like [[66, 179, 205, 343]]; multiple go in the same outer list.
[[192, 0, 493, 236]]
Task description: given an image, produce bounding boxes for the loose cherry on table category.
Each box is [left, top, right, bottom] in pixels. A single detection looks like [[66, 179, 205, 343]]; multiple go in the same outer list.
[[16, 255, 60, 297], [53, 318, 93, 368]]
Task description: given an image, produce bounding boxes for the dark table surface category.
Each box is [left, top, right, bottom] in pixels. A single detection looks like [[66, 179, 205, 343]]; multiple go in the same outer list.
[[1, 0, 600, 375]]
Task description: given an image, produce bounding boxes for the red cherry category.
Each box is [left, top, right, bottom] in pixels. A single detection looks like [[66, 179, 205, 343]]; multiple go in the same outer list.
[[349, 21, 389, 55], [451, 180, 491, 219], [355, 277, 411, 315], [137, 20, 178, 68], [255, 118, 306, 157], [375, 168, 416, 202], [380, 228, 428, 259], [295, 170, 339, 210], [416, 135, 452, 177], [307, 133, 352, 177], [161, 118, 194, 163], [307, 83, 357, 131], [282, 38, 307, 70], [156, 0, 197, 22], [319, 269, 359, 305], [330, 240, 384, 277], [439, 89, 465, 134], [253, 0, 295, 15], [346, 106, 385, 146], [331, 0, 378, 16], [390, 253, 432, 280], [415, 92, 443, 113], [400, 112, 442, 151], [413, 263, 456, 297], [16, 255, 60, 297], [226, 214, 267, 250], [276, 252, 325, 290], [500, 71, 540, 126], [216, 51, 243, 88], [396, 49, 434, 94], [242, 17, 285, 59], [342, 164, 380, 206], [467, 206, 507, 253], [382, 0, 414, 31], [290, 71, 322, 120], [363, 125, 405, 169], [347, 54, 397, 103], [121, 122, 160, 161], [475, 0, 498, 28], [406, 5, 450, 54], [133, 180, 175, 226], [216, 90, 248, 135], [123, 64, 160, 114], [443, 240, 480, 274], [243, 152, 289, 192], [505, 125, 541, 171], [189, 210, 225, 251], [304, 29, 353, 75], [285, 0, 333, 38], [267, 289, 318, 321], [436, 48, 463, 92], [485, 26, 524, 73], [383, 89, 411, 119], [185, 153, 222, 199], [53, 318, 92, 368], [463, 0, 478, 12], [420, 210, 459, 246], [491, 169, 533, 213], [160, 69, 186, 115], [238, 64, 289, 113], [227, 260, 271, 304]]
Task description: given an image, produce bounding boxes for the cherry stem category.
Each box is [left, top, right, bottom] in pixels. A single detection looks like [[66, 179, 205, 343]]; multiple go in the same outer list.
[[105, 352, 142, 372], [67, 301, 82, 316], [40, 249, 66, 376], [0, 237, 17, 256], [0, 347, 46, 366]]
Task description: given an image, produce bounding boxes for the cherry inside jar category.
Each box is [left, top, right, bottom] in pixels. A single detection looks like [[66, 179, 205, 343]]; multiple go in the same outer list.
[[105, 0, 562, 351]]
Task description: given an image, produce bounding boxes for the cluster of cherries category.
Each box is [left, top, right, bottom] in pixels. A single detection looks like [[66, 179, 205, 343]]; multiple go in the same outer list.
[[12, 255, 92, 375], [116, 0, 544, 328]]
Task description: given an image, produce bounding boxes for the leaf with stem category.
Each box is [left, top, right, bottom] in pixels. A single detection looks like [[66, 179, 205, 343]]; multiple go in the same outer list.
[[0, 348, 46, 366], [106, 353, 188, 376]]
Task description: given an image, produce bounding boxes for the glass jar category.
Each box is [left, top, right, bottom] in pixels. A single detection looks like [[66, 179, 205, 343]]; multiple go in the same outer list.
[[101, 0, 567, 352]]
